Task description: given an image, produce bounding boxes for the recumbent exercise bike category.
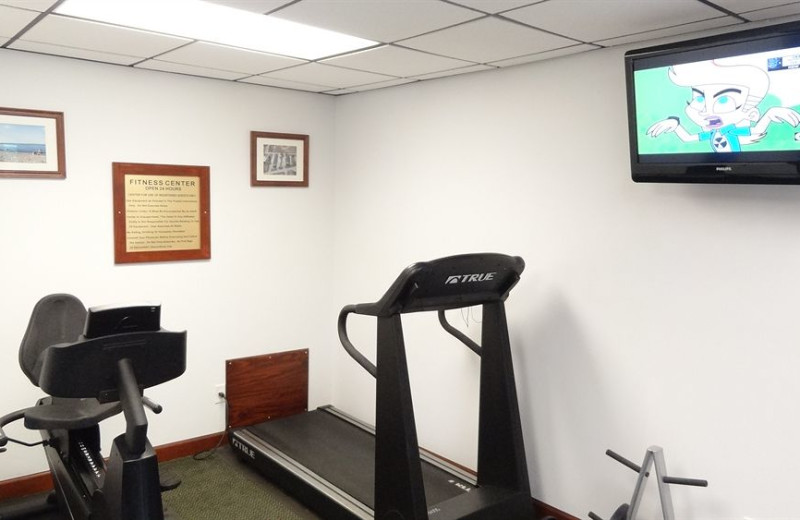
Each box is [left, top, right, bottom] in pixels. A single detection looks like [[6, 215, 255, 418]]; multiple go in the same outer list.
[[0, 294, 186, 520]]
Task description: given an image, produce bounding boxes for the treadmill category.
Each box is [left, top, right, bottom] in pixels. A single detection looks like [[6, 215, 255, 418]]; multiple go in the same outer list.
[[229, 253, 534, 520]]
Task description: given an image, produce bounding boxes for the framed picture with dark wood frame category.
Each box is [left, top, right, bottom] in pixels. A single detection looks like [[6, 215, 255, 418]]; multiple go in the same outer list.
[[251, 131, 309, 187], [112, 162, 211, 264], [0, 107, 66, 179]]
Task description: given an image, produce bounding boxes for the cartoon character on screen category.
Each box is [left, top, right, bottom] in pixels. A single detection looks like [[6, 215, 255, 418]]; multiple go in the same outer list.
[[646, 60, 800, 152]]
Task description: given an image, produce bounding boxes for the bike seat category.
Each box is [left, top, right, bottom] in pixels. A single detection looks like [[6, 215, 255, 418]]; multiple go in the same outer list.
[[23, 397, 122, 431]]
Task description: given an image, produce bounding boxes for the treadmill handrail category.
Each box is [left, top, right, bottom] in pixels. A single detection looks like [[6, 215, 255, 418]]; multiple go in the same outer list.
[[338, 306, 377, 378], [338, 253, 523, 375], [437, 310, 482, 356], [339, 307, 483, 377]]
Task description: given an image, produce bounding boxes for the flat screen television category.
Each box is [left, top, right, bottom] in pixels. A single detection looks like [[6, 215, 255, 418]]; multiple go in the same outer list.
[[625, 21, 800, 184]]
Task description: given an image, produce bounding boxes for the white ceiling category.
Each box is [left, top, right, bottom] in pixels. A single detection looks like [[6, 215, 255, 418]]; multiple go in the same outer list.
[[2, 0, 800, 96]]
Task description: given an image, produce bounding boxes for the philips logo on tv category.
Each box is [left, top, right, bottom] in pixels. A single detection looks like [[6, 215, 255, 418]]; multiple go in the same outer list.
[[715, 166, 733, 172]]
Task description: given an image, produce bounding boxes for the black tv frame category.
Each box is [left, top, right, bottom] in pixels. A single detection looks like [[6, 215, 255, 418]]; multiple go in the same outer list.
[[625, 21, 800, 184]]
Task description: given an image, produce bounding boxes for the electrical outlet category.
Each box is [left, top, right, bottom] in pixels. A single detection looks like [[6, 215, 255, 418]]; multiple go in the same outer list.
[[214, 383, 225, 404]]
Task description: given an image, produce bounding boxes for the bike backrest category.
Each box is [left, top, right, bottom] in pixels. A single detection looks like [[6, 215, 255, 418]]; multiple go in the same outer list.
[[19, 294, 87, 387]]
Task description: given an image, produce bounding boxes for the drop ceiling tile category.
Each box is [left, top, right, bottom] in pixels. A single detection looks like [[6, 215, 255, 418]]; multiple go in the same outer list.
[[8, 40, 143, 65], [8, 0, 800, 97], [156, 42, 306, 75], [400, 16, 576, 64], [0, 0, 58, 12], [0, 5, 39, 39], [503, 0, 724, 43], [15, 15, 190, 58], [237, 75, 331, 93], [448, 0, 544, 14], [710, 0, 800, 14], [597, 16, 742, 47], [739, 3, 800, 21], [322, 45, 474, 78], [202, 0, 293, 14], [489, 43, 598, 67], [326, 78, 420, 95], [135, 59, 248, 80], [271, 0, 483, 43], [410, 64, 496, 80], [259, 62, 396, 89]]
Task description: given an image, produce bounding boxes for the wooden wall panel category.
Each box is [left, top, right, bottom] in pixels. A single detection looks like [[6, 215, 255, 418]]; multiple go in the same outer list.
[[0, 472, 52, 501], [225, 348, 309, 429], [534, 498, 580, 520]]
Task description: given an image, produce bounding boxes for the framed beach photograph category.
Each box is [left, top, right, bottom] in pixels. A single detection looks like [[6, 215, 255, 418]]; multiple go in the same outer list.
[[251, 131, 309, 187], [0, 107, 65, 179]]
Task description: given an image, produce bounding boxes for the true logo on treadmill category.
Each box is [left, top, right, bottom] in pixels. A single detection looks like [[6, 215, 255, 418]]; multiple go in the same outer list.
[[231, 437, 255, 459], [445, 272, 496, 284]]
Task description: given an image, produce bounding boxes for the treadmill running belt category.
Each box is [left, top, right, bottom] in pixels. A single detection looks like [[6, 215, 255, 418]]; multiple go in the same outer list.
[[248, 408, 471, 510]]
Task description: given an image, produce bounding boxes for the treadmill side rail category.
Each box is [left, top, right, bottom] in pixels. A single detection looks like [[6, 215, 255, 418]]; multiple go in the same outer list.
[[231, 428, 372, 520]]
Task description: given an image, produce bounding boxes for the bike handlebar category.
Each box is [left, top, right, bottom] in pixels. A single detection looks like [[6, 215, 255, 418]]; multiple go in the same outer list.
[[142, 396, 162, 414], [0, 410, 26, 448]]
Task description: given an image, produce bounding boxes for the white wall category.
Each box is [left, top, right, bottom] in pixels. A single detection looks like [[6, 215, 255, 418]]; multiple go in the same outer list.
[[0, 50, 337, 479], [3, 40, 800, 520], [331, 48, 800, 520]]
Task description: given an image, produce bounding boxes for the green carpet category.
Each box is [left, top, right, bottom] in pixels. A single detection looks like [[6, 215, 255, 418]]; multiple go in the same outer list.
[[160, 445, 320, 520]]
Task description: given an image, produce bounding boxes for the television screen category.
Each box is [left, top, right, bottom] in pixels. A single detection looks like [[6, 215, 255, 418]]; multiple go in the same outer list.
[[625, 21, 800, 184]]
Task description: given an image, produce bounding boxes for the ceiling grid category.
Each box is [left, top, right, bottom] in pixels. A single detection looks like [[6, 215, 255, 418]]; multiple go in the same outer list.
[[1, 0, 799, 95]]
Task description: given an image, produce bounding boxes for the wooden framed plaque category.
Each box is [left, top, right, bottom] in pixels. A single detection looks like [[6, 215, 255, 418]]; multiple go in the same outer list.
[[113, 162, 210, 264]]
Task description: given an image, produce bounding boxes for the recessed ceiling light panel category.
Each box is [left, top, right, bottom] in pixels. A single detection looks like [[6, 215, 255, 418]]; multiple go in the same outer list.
[[55, 0, 377, 60]]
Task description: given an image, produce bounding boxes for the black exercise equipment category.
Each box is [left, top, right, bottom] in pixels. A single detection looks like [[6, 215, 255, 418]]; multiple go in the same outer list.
[[229, 252, 534, 520], [0, 294, 187, 520], [588, 446, 708, 520]]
